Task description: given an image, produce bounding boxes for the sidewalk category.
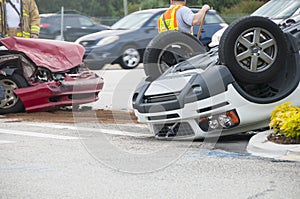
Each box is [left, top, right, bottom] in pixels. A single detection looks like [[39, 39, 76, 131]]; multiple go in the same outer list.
[[247, 130, 300, 162]]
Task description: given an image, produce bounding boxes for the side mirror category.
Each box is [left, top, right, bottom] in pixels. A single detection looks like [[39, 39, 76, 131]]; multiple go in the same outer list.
[[145, 26, 156, 33]]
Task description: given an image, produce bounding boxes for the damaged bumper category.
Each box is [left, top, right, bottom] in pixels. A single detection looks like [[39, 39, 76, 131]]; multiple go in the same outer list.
[[14, 72, 104, 112], [132, 65, 300, 139]]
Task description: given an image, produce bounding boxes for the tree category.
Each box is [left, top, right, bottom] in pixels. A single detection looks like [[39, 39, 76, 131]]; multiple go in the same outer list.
[[35, 0, 269, 17]]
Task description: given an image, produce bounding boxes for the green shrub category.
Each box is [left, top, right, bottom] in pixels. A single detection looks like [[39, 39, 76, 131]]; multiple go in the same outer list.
[[221, 0, 265, 15], [269, 102, 300, 139]]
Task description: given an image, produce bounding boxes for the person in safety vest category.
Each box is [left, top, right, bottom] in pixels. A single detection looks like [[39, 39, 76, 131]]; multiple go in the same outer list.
[[0, 0, 40, 38], [158, 0, 210, 34]]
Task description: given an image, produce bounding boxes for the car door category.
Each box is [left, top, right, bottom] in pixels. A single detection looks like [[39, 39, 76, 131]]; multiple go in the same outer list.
[[135, 12, 162, 49]]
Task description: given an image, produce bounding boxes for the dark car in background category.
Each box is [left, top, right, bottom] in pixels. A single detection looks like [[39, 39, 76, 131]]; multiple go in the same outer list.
[[76, 8, 227, 70], [39, 13, 109, 42]]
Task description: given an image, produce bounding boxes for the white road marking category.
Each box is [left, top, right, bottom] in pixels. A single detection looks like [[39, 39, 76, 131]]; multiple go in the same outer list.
[[0, 122, 152, 139], [96, 128, 152, 138], [0, 140, 16, 144], [0, 128, 80, 140], [11, 123, 152, 138]]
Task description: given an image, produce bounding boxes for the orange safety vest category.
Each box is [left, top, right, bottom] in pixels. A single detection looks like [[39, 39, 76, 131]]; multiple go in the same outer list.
[[158, 5, 183, 33]]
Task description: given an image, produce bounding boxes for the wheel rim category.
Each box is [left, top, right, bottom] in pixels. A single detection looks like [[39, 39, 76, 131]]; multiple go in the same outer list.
[[0, 79, 19, 109], [234, 27, 277, 73], [122, 48, 140, 68], [158, 42, 196, 74]]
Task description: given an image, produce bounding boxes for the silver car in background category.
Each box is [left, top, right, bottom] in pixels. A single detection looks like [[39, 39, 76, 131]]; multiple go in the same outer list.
[[209, 0, 300, 47]]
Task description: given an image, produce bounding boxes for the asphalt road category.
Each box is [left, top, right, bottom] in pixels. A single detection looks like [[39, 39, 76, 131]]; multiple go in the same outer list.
[[1, 66, 300, 198], [1, 120, 300, 198]]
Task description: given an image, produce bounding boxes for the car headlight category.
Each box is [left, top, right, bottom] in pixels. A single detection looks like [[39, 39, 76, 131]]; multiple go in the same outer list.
[[198, 110, 240, 131], [96, 36, 119, 47], [35, 68, 52, 82]]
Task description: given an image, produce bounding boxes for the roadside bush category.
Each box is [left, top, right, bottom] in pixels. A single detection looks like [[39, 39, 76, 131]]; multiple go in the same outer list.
[[269, 102, 300, 140], [220, 0, 265, 23]]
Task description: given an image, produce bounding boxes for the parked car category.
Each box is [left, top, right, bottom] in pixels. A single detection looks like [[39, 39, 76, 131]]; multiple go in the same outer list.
[[75, 8, 227, 70], [209, 0, 300, 47], [39, 13, 109, 42], [132, 16, 300, 140], [251, 0, 300, 24], [0, 37, 104, 114]]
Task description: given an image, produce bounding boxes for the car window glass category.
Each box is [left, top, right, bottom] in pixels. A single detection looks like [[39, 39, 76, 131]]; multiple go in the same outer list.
[[111, 12, 154, 29], [40, 17, 47, 23], [146, 14, 160, 27], [272, 2, 300, 19], [51, 16, 60, 25], [78, 16, 94, 26], [252, 0, 300, 19], [204, 14, 224, 24], [40, 16, 59, 25], [192, 10, 224, 24], [65, 17, 80, 27]]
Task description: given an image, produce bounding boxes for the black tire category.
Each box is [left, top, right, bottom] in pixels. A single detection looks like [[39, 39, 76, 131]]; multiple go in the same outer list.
[[219, 16, 288, 84], [118, 45, 141, 69], [143, 31, 207, 81], [0, 73, 28, 114]]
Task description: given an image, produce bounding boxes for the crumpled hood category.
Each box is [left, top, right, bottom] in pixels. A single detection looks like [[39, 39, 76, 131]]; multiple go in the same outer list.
[[0, 37, 85, 72]]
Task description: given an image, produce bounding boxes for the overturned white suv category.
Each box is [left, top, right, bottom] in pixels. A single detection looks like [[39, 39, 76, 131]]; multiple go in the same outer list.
[[132, 16, 300, 140]]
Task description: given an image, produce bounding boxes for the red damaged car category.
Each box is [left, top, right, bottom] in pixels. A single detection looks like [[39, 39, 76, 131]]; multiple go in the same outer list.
[[0, 37, 104, 114]]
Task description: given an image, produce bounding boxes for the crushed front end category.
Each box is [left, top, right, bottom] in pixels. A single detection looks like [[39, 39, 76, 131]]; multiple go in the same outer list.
[[0, 37, 104, 113], [14, 65, 104, 112]]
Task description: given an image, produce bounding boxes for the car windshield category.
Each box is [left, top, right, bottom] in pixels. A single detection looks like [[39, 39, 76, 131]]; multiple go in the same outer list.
[[252, 0, 300, 19], [111, 12, 154, 29], [205, 13, 225, 24]]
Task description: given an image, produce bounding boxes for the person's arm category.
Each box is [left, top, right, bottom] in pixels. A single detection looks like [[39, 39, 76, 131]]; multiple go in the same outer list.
[[29, 0, 40, 38], [192, 4, 210, 26]]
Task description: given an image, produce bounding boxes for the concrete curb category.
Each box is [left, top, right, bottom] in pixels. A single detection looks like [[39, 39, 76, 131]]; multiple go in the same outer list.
[[247, 130, 300, 161]]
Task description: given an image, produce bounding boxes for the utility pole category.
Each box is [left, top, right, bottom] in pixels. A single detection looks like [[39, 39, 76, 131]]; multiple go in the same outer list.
[[123, 0, 128, 16], [60, 6, 64, 41]]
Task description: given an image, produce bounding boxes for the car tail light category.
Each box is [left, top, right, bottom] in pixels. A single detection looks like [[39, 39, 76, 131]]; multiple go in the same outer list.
[[40, 23, 50, 28], [199, 110, 240, 131]]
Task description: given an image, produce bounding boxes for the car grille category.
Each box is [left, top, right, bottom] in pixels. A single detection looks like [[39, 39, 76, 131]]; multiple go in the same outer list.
[[148, 113, 180, 121], [144, 93, 178, 103], [153, 122, 194, 138]]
